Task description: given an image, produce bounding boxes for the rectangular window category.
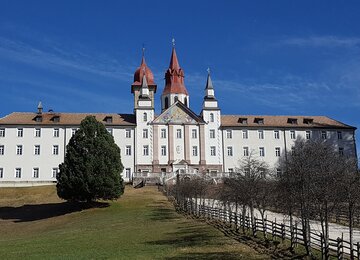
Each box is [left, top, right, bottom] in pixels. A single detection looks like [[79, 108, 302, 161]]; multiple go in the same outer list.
[[210, 146, 216, 156], [0, 168, 3, 178], [34, 145, 40, 155], [259, 147, 265, 157], [53, 145, 59, 155], [0, 128, 5, 137], [275, 147, 281, 157], [52, 168, 58, 178], [125, 145, 131, 156], [125, 168, 131, 178], [258, 130, 264, 139], [321, 131, 327, 139], [53, 128, 59, 137], [35, 128, 41, 137], [226, 129, 232, 139], [291, 146, 295, 155], [243, 147, 249, 157], [143, 145, 149, 156], [191, 129, 197, 139], [143, 129, 148, 139], [276, 168, 282, 177], [274, 130, 280, 139], [192, 146, 198, 156], [176, 129, 182, 139], [161, 145, 167, 156], [306, 131, 311, 140], [337, 131, 343, 140], [0, 145, 4, 155], [227, 146, 233, 156], [242, 130, 248, 139], [161, 129, 167, 139], [15, 168, 21, 178], [33, 168, 39, 178], [339, 147, 344, 156], [228, 168, 234, 173], [125, 129, 131, 138], [290, 130, 296, 139], [16, 145, 23, 155], [210, 129, 215, 139], [107, 128, 113, 136], [72, 128, 77, 136], [17, 128, 23, 137]]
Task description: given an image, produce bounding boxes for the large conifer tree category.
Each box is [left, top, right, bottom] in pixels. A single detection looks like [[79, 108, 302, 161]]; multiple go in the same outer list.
[[57, 116, 124, 202]]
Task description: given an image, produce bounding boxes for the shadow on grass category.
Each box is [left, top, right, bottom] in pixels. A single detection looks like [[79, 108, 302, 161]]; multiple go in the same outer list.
[[146, 225, 220, 248], [0, 201, 109, 223], [146, 202, 181, 221]]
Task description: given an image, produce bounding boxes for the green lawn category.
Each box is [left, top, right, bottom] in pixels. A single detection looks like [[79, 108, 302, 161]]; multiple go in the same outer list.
[[0, 185, 269, 259]]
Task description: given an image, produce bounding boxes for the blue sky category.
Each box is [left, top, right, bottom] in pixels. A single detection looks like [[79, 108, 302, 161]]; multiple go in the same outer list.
[[0, 1, 359, 151]]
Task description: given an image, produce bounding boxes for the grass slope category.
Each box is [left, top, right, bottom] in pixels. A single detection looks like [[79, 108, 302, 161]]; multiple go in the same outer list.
[[0, 185, 269, 259]]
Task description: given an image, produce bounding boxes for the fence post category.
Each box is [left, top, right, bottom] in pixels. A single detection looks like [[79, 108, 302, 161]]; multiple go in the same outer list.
[[272, 218, 276, 241], [357, 241, 360, 260], [281, 223, 285, 241], [290, 223, 294, 251], [253, 217, 257, 237], [337, 237, 342, 260], [320, 234, 324, 260], [263, 218, 267, 239]]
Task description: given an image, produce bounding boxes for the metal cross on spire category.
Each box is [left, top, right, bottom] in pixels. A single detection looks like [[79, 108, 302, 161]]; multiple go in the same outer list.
[[142, 43, 145, 57], [207, 67, 211, 75], [172, 38, 176, 47]]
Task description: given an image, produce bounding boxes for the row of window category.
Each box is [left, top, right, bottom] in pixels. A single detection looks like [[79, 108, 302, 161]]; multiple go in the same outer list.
[[0, 128, 61, 138], [225, 129, 344, 140], [225, 146, 345, 157], [0, 167, 58, 179], [0, 145, 60, 155], [1, 127, 345, 141]]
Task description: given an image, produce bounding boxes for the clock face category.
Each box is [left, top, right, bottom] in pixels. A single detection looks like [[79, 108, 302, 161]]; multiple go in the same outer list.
[[176, 145, 181, 154]]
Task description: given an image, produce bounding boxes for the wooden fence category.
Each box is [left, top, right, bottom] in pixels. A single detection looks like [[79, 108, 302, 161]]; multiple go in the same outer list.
[[173, 198, 360, 260]]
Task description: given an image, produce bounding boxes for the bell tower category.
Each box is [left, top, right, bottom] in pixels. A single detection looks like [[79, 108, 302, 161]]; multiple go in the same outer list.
[[161, 39, 189, 111], [131, 49, 157, 112]]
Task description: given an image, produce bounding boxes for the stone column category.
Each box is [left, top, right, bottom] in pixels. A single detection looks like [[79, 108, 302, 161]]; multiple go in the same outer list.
[[184, 125, 190, 163], [199, 124, 206, 171], [168, 125, 174, 164], [152, 125, 159, 172]]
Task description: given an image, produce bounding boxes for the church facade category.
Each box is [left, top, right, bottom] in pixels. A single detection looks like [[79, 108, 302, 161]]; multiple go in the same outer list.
[[0, 46, 357, 186]]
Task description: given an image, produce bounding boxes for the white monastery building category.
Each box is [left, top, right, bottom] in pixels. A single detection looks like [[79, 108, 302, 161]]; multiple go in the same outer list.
[[0, 46, 357, 186]]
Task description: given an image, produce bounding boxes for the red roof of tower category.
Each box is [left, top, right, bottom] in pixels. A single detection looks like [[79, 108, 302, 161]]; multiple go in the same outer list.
[[162, 47, 189, 95], [133, 56, 155, 86]]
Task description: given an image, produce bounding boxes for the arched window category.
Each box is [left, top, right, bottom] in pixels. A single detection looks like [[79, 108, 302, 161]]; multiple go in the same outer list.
[[174, 96, 178, 102], [164, 97, 169, 109], [143, 112, 147, 122], [210, 113, 214, 122], [184, 97, 188, 107]]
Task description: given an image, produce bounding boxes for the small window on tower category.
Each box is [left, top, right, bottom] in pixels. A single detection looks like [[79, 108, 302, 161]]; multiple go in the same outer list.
[[210, 113, 214, 122], [174, 96, 178, 102], [164, 97, 169, 109], [143, 113, 147, 122], [184, 97, 188, 107]]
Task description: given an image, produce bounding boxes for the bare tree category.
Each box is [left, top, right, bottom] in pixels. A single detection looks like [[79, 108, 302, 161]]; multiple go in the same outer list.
[[278, 138, 354, 258]]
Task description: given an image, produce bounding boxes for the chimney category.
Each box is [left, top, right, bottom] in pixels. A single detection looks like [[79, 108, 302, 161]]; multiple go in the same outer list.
[[37, 101, 43, 114]]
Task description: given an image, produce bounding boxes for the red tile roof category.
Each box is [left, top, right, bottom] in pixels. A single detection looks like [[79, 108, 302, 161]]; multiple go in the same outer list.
[[0, 112, 136, 126], [221, 115, 355, 129]]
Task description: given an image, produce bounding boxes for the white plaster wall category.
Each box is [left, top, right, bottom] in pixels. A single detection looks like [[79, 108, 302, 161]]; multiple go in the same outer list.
[[173, 125, 185, 161], [158, 126, 169, 165], [189, 125, 200, 165], [135, 109, 154, 166], [223, 128, 356, 172], [203, 110, 223, 167]]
